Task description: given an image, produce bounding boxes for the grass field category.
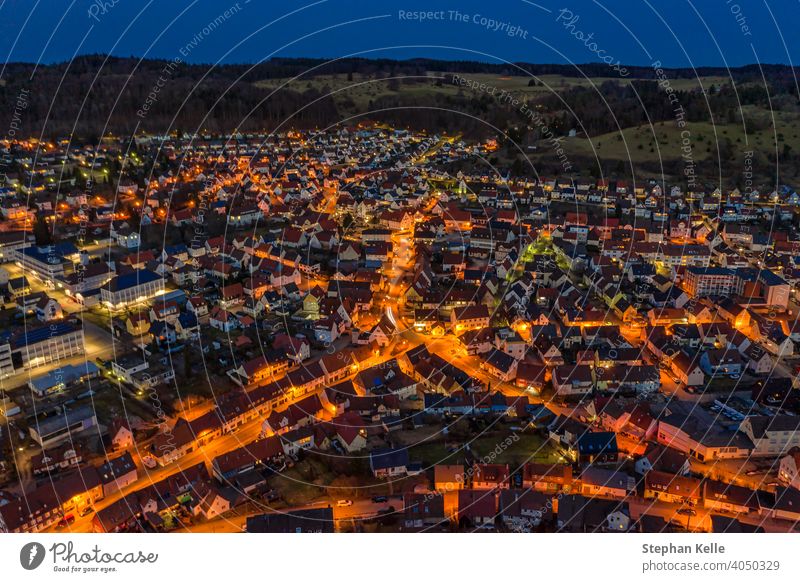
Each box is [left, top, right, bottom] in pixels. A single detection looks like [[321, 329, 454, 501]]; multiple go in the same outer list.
[[557, 105, 800, 163], [271, 458, 332, 506], [255, 71, 733, 111], [407, 429, 562, 468]]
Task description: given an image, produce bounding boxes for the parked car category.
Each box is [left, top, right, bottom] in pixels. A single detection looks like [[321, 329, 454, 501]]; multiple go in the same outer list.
[[371, 496, 388, 503], [336, 499, 353, 507], [79, 506, 94, 518], [56, 514, 75, 529]]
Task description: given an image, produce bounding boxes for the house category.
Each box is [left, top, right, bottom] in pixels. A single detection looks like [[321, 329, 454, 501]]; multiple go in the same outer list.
[[556, 494, 631, 532], [515, 363, 546, 394], [126, 312, 151, 337], [278, 426, 316, 456], [110, 418, 134, 449], [209, 307, 237, 332], [778, 448, 800, 489], [368, 315, 395, 347], [450, 305, 490, 334], [702, 480, 760, 514], [434, 464, 466, 492], [552, 364, 594, 398], [522, 463, 573, 494], [369, 447, 409, 479], [456, 489, 497, 528], [771, 487, 800, 521], [700, 348, 743, 377], [333, 411, 367, 452], [579, 467, 635, 499], [576, 432, 618, 464], [30, 443, 83, 476], [33, 294, 62, 322], [149, 299, 179, 324], [670, 351, 706, 386], [634, 444, 691, 476], [643, 470, 702, 505], [479, 349, 518, 382], [472, 464, 510, 490], [245, 508, 334, 533], [274, 334, 311, 363], [0, 466, 104, 532], [740, 415, 800, 457], [229, 353, 290, 387], [743, 344, 772, 375], [98, 452, 138, 497], [498, 489, 553, 532], [191, 481, 234, 521], [403, 493, 447, 529], [211, 437, 284, 481]]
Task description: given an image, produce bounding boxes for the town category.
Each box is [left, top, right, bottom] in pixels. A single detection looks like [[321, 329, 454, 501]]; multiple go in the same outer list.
[[1, 124, 800, 534]]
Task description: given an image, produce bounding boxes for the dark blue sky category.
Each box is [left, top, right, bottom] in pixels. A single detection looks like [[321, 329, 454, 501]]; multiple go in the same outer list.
[[1, 0, 797, 68]]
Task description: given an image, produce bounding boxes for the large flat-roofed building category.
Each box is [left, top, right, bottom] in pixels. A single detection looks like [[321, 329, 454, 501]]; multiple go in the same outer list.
[[28, 361, 101, 397], [732, 268, 791, 310], [29, 406, 98, 447], [684, 267, 737, 298], [3, 321, 83, 370], [758, 269, 791, 310], [0, 231, 34, 262], [101, 268, 163, 310], [0, 341, 14, 378], [10, 242, 80, 283]]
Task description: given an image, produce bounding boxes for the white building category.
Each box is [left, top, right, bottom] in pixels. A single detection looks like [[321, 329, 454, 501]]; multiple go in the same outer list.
[[101, 269, 163, 310]]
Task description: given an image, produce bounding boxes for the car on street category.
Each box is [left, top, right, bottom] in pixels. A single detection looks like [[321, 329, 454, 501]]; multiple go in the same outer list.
[[336, 499, 353, 507], [56, 514, 75, 529]]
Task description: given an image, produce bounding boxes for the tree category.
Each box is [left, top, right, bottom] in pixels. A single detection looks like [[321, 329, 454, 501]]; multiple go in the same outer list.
[[33, 216, 52, 246], [327, 475, 360, 499], [184, 348, 193, 379]]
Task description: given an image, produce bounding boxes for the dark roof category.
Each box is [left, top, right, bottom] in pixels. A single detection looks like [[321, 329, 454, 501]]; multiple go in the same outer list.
[[369, 447, 409, 471], [246, 508, 334, 533], [98, 452, 137, 484], [577, 432, 618, 455], [107, 269, 161, 292]]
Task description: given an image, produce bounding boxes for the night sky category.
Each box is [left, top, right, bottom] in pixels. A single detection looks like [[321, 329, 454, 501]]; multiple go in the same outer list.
[[0, 0, 797, 68]]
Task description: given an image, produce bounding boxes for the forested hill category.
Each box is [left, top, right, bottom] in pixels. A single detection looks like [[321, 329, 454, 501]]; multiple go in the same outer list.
[[0, 55, 797, 140]]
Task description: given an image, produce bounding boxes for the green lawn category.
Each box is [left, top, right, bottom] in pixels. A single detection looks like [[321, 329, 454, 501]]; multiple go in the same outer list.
[[407, 430, 562, 468], [270, 458, 332, 506], [558, 105, 800, 164], [255, 72, 733, 111], [469, 432, 562, 466], [408, 440, 467, 468]]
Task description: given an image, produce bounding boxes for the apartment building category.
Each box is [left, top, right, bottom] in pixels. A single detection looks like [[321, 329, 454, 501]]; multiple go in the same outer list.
[[684, 267, 738, 298]]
